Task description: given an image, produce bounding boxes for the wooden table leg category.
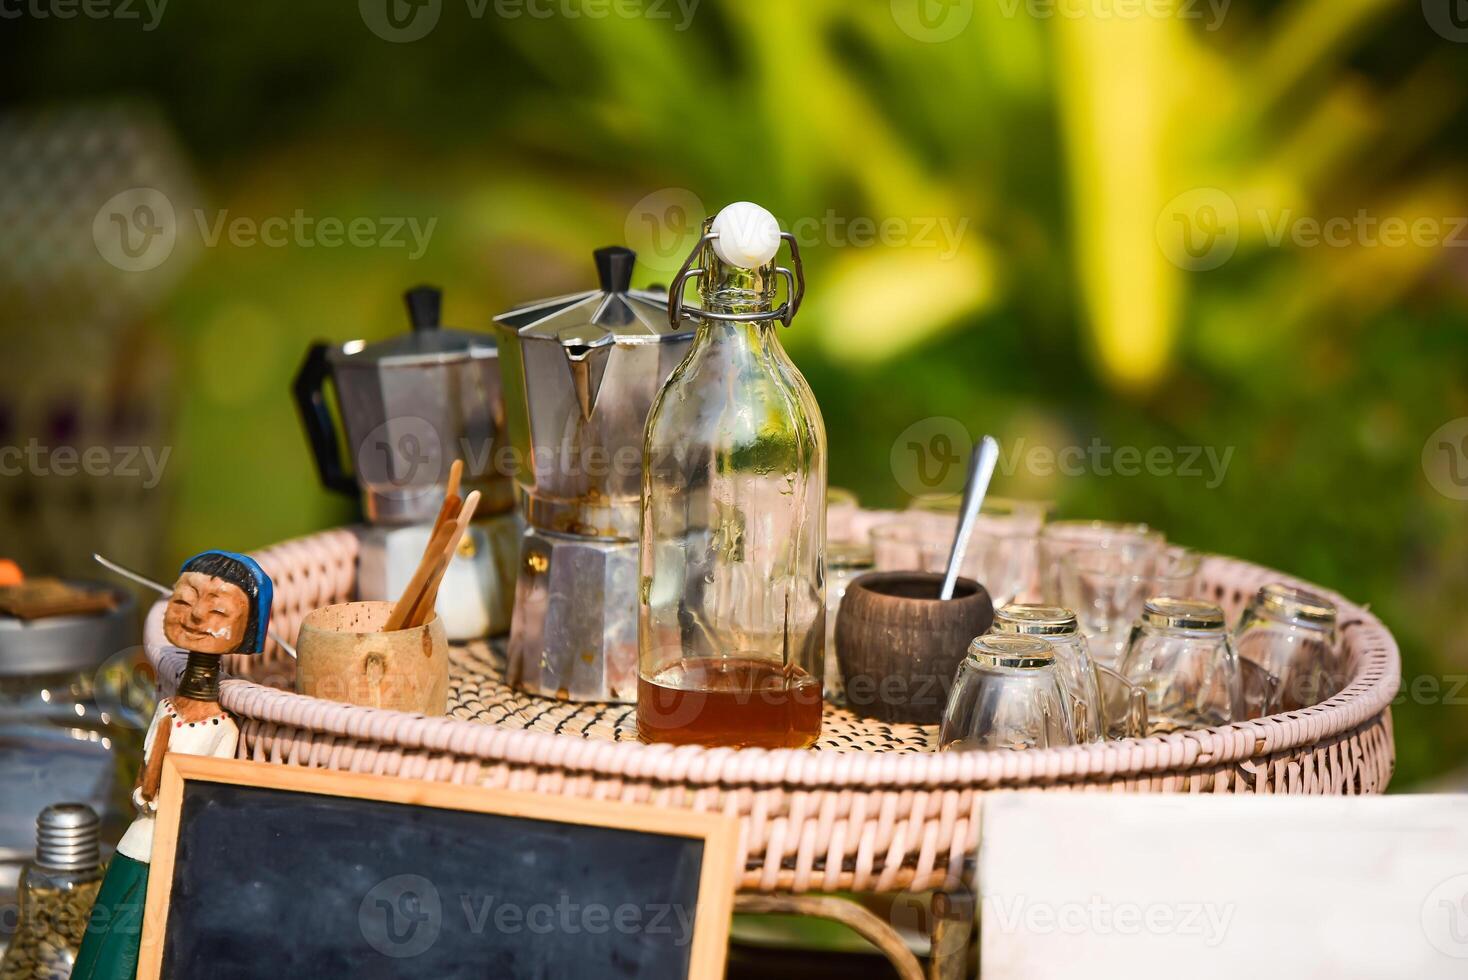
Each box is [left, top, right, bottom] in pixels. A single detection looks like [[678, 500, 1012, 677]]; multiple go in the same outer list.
[[733, 893, 925, 980], [927, 889, 975, 980]]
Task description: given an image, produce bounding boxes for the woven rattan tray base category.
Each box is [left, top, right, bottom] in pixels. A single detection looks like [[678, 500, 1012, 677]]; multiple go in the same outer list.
[[146, 525, 1400, 895], [450, 641, 935, 752]]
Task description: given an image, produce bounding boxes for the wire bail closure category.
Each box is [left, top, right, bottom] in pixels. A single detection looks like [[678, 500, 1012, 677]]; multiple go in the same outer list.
[[667, 231, 805, 329]]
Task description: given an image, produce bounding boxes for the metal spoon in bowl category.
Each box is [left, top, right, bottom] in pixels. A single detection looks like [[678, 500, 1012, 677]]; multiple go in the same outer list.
[[939, 436, 1000, 601]]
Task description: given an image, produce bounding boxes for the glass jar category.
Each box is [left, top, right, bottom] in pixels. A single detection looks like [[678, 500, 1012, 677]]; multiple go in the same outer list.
[[939, 636, 1076, 752], [0, 601, 148, 926], [990, 605, 1103, 742], [638, 205, 827, 749], [1234, 583, 1340, 711], [1120, 597, 1243, 733], [0, 805, 105, 980]]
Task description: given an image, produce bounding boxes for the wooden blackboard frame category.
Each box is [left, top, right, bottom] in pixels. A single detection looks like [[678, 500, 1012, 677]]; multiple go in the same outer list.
[[138, 755, 739, 979]]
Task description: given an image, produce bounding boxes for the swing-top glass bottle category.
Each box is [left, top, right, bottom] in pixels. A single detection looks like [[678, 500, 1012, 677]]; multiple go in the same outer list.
[[637, 203, 827, 749]]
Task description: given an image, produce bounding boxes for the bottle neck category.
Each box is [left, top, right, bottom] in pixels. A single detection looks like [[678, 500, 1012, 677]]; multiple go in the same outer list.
[[697, 231, 778, 317]]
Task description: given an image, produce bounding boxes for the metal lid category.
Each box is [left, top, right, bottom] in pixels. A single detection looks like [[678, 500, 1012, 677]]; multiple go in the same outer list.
[[331, 285, 499, 368], [36, 803, 101, 871], [828, 541, 874, 570], [1256, 583, 1337, 628], [493, 246, 693, 348], [993, 604, 1079, 637], [966, 634, 1055, 669], [1141, 596, 1226, 632], [0, 583, 135, 676]]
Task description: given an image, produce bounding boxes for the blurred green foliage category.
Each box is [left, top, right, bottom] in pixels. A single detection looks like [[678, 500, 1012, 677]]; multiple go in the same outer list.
[[4, 0, 1467, 786]]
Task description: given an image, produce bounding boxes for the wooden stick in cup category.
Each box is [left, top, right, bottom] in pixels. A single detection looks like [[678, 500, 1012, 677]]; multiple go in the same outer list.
[[385, 519, 458, 632], [408, 491, 479, 628], [444, 458, 463, 502], [384, 460, 465, 632]]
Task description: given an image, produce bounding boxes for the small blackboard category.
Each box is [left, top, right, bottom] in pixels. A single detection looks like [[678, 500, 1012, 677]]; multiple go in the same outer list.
[[140, 756, 737, 979]]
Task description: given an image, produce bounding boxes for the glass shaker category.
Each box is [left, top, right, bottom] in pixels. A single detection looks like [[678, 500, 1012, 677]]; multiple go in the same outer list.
[[990, 605, 1104, 742], [1234, 583, 1340, 711], [939, 636, 1076, 752], [0, 805, 105, 980], [1120, 597, 1243, 733], [824, 542, 873, 699], [639, 203, 827, 749]]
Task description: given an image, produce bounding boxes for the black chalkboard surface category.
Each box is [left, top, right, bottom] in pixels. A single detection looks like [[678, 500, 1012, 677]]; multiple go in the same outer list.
[[139, 756, 738, 980]]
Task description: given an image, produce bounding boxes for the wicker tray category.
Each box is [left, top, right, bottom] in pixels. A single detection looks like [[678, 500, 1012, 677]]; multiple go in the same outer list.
[[144, 525, 1399, 895]]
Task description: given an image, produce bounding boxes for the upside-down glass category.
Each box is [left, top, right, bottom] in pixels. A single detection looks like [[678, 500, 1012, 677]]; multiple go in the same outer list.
[[827, 486, 861, 545], [939, 636, 1077, 752], [1234, 583, 1341, 711], [908, 495, 1049, 533], [1093, 663, 1149, 739], [1120, 597, 1244, 734], [1038, 520, 1163, 604], [870, 518, 1035, 608], [823, 541, 874, 698], [990, 605, 1103, 743], [1059, 544, 1201, 668], [1238, 656, 1282, 720]]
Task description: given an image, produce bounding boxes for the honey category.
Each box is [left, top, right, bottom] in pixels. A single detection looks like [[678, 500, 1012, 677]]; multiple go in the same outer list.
[[637, 657, 822, 749]]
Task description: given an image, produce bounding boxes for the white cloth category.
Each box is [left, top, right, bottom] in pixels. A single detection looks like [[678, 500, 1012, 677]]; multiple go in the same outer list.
[[115, 698, 239, 863]]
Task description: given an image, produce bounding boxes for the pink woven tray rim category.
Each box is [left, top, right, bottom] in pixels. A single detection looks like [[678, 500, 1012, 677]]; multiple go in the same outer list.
[[144, 533, 1399, 791]]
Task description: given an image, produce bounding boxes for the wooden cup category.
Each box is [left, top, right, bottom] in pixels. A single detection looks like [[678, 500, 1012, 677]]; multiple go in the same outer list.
[[295, 600, 449, 715], [835, 572, 994, 725]]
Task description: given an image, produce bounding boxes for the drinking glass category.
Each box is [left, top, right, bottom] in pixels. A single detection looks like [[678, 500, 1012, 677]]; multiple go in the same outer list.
[[1038, 520, 1163, 604], [939, 636, 1077, 752], [1059, 544, 1201, 668], [1238, 657, 1281, 720], [871, 518, 1035, 608], [1120, 597, 1243, 733], [1093, 664, 1149, 739], [823, 541, 874, 698], [1234, 583, 1341, 711], [908, 495, 1049, 534], [827, 486, 861, 544], [991, 604, 1103, 742]]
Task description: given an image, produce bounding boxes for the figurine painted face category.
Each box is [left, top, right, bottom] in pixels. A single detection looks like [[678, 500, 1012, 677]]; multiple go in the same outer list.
[[162, 551, 273, 655], [164, 572, 250, 654]]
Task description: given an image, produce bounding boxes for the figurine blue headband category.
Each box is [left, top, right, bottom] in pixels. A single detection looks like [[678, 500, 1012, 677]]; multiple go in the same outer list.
[[178, 550, 273, 654]]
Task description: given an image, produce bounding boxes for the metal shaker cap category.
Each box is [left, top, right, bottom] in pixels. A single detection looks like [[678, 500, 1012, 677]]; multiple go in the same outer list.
[[1256, 583, 1337, 628], [35, 803, 101, 871], [966, 635, 1056, 669], [494, 246, 693, 348], [993, 604, 1079, 637], [1141, 597, 1226, 632]]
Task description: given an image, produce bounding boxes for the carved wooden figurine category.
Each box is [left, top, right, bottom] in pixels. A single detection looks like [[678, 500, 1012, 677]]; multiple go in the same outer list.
[[73, 551, 273, 980]]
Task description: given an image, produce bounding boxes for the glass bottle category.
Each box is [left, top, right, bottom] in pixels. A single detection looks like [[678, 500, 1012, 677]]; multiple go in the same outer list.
[[1, 804, 105, 980], [638, 203, 827, 749]]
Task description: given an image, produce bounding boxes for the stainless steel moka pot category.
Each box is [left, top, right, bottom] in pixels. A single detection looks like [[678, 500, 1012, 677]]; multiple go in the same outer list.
[[294, 286, 519, 638], [494, 247, 694, 701]]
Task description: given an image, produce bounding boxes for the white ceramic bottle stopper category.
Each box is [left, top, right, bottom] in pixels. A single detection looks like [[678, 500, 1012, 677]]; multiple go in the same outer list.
[[710, 202, 782, 269]]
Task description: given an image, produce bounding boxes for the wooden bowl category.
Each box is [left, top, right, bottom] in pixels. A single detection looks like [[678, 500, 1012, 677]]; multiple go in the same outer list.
[[835, 572, 994, 725], [295, 600, 449, 715]]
